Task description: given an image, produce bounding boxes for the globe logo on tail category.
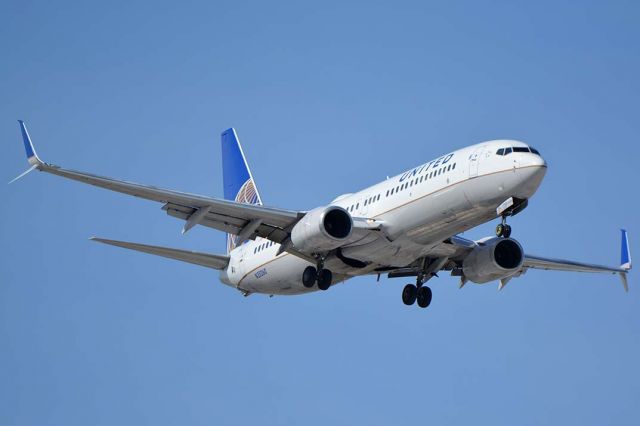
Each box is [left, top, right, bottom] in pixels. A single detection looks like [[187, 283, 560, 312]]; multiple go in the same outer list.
[[227, 178, 260, 253]]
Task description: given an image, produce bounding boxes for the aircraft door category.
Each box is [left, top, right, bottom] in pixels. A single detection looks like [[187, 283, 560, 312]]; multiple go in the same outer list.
[[469, 147, 483, 177], [228, 244, 247, 282]]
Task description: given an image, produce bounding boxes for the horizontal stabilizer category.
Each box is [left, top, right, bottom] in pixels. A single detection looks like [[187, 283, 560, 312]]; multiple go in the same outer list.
[[90, 237, 230, 270]]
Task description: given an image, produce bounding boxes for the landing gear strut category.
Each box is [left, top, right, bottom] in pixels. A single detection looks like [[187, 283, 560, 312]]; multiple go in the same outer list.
[[496, 216, 512, 238], [301, 263, 333, 291]]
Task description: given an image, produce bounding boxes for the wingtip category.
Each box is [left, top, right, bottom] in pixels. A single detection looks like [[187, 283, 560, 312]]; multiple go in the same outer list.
[[17, 120, 42, 166], [621, 229, 632, 271]]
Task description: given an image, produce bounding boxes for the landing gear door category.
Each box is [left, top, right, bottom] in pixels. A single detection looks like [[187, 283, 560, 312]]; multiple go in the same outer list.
[[469, 147, 483, 177]]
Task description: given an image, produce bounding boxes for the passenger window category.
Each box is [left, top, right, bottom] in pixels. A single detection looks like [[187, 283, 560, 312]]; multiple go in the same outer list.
[[377, 194, 380, 201], [447, 164, 451, 171], [386, 190, 389, 197], [452, 163, 456, 169]]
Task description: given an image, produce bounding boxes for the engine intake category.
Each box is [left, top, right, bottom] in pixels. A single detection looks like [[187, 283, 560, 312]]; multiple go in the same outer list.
[[462, 237, 524, 284], [291, 206, 353, 254], [323, 208, 351, 239]]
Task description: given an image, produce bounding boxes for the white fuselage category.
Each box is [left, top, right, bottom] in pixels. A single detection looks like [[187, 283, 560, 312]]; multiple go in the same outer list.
[[220, 140, 547, 295]]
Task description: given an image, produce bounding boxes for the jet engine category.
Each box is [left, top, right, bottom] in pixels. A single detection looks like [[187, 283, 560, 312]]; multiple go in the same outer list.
[[291, 206, 352, 254], [462, 237, 524, 284]]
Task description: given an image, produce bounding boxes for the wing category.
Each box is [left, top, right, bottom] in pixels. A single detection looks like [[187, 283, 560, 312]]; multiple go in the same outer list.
[[411, 231, 632, 290], [522, 229, 632, 290], [15, 121, 303, 249]]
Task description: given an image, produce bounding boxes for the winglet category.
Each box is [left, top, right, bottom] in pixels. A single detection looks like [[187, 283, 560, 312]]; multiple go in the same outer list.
[[621, 229, 631, 271], [18, 120, 43, 166], [10, 120, 43, 183], [619, 229, 631, 292]]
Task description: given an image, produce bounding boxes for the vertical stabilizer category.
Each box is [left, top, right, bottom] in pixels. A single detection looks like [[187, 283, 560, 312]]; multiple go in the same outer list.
[[221, 128, 263, 253]]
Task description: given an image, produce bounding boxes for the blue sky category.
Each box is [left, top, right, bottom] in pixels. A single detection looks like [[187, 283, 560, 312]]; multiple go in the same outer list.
[[1, 1, 639, 425]]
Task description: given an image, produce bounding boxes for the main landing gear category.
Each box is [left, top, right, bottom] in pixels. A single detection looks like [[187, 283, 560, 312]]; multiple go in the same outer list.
[[302, 265, 333, 291], [402, 283, 432, 308], [402, 265, 433, 309], [495, 216, 512, 238]]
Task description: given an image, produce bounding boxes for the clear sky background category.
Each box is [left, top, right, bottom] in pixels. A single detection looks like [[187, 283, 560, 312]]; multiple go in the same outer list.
[[1, 1, 639, 425]]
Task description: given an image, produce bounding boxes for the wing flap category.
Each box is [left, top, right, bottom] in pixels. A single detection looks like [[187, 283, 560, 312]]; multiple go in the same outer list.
[[163, 203, 291, 244], [90, 237, 230, 270]]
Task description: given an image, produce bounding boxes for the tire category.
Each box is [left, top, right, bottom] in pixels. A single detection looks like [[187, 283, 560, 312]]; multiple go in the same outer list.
[[317, 269, 332, 291], [416, 286, 432, 308], [502, 225, 512, 238], [496, 223, 504, 237], [402, 284, 417, 305], [302, 266, 317, 288]]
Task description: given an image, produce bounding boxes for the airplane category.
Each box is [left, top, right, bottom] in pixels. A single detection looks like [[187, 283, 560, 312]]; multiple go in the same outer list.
[[13, 121, 632, 308]]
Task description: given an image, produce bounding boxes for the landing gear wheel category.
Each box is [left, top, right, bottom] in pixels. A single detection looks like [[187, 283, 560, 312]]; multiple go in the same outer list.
[[317, 269, 332, 291], [502, 224, 512, 238], [402, 284, 417, 305], [416, 286, 432, 308], [496, 223, 504, 237], [302, 266, 317, 288]]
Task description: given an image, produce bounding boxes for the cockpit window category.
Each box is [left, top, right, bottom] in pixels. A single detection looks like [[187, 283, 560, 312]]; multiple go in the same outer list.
[[497, 146, 544, 155], [497, 146, 541, 156]]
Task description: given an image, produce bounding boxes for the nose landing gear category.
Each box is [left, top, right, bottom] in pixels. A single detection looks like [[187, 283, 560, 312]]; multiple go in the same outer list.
[[495, 197, 528, 238], [496, 217, 512, 238]]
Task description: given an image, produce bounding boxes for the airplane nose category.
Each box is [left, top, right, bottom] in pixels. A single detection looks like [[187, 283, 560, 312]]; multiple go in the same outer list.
[[533, 154, 547, 168], [514, 155, 547, 199], [523, 153, 547, 168]]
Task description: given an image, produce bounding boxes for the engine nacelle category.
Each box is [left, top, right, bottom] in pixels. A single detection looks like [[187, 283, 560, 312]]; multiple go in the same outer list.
[[291, 206, 353, 254], [462, 237, 524, 284]]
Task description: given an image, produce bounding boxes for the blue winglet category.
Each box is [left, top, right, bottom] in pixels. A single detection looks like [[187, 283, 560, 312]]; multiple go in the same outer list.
[[621, 229, 632, 270], [18, 120, 41, 165]]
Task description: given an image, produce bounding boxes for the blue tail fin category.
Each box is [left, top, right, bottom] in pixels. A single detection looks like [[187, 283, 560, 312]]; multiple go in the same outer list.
[[221, 128, 263, 253]]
